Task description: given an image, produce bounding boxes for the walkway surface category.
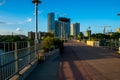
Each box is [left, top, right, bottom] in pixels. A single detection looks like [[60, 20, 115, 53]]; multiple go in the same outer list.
[[25, 51, 60, 80], [58, 41, 120, 80], [26, 41, 120, 80]]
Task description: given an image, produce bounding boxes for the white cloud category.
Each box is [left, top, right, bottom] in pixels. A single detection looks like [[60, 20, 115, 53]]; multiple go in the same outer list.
[[26, 18, 32, 22], [0, 0, 6, 6], [16, 28, 22, 32], [18, 17, 32, 24], [0, 21, 15, 25], [16, 28, 20, 32], [0, 17, 32, 25]]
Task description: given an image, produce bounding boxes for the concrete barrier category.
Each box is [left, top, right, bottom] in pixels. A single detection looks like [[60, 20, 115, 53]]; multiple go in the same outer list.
[[118, 47, 120, 54], [87, 41, 100, 47], [10, 60, 38, 80]]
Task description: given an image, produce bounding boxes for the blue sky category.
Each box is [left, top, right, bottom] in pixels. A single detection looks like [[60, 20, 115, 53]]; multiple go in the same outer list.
[[0, 0, 120, 35]]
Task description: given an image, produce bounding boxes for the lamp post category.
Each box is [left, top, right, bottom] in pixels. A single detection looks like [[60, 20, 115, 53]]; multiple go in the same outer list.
[[32, 0, 41, 54], [32, 0, 41, 43], [118, 13, 120, 16], [117, 13, 120, 53]]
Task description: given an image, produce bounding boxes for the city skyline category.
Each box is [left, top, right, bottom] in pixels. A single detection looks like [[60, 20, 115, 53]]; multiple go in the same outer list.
[[0, 0, 120, 35]]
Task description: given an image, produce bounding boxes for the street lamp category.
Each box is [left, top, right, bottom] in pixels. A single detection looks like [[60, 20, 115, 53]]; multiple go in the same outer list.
[[117, 13, 120, 16], [117, 13, 120, 53], [32, 0, 41, 55], [32, 0, 41, 44]]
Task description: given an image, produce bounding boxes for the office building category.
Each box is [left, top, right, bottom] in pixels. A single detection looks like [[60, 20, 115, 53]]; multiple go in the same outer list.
[[55, 20, 68, 39], [58, 17, 70, 38], [48, 12, 55, 33], [38, 31, 49, 39], [55, 21, 59, 37], [28, 31, 35, 39], [70, 23, 80, 38], [116, 28, 120, 33]]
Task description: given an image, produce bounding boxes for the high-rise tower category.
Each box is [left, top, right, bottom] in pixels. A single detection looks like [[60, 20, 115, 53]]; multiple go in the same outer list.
[[70, 23, 80, 38], [48, 12, 55, 33], [58, 17, 70, 38]]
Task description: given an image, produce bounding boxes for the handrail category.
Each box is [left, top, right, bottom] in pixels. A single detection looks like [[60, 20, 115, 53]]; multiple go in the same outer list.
[[0, 41, 41, 80]]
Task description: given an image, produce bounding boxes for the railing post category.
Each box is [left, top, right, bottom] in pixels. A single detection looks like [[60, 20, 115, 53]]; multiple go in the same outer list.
[[28, 41, 31, 63], [4, 42, 5, 53], [118, 38, 120, 54], [0, 55, 1, 80], [14, 42, 18, 73]]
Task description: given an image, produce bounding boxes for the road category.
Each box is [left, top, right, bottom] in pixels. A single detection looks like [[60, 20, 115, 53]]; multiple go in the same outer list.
[[58, 41, 120, 80]]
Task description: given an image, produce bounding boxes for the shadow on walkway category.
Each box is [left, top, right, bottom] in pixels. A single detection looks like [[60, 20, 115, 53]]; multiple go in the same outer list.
[[25, 52, 60, 80], [57, 42, 120, 80]]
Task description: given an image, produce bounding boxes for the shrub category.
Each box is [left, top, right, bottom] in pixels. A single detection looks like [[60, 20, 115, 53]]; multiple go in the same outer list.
[[43, 36, 54, 52], [42, 37, 64, 52], [53, 38, 61, 48]]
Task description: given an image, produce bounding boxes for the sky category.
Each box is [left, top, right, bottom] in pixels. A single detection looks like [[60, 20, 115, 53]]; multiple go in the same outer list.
[[0, 0, 120, 35]]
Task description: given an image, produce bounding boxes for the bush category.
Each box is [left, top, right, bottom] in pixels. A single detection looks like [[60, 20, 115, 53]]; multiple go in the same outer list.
[[43, 36, 54, 52], [53, 38, 61, 48], [42, 37, 64, 52]]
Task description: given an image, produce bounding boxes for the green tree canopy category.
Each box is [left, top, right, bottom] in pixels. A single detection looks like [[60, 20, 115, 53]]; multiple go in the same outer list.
[[110, 32, 120, 39], [42, 36, 64, 52], [43, 36, 54, 51], [78, 32, 84, 40], [0, 35, 27, 42]]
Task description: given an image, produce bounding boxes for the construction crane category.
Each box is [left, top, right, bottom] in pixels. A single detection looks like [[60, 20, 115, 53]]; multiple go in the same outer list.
[[92, 26, 111, 34]]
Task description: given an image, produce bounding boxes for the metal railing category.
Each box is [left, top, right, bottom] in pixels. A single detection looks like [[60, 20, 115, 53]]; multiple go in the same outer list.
[[0, 41, 40, 80], [100, 39, 119, 51]]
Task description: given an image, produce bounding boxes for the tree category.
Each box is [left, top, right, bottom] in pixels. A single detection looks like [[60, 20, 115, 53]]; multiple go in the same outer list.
[[42, 36, 64, 52], [78, 32, 84, 40], [110, 32, 120, 40], [43, 36, 54, 51], [0, 35, 27, 42], [53, 38, 61, 48], [91, 33, 105, 40], [46, 32, 54, 37]]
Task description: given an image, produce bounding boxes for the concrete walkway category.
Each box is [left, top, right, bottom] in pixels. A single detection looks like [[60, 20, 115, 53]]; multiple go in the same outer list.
[[25, 51, 60, 80], [58, 41, 120, 80], [26, 41, 120, 80]]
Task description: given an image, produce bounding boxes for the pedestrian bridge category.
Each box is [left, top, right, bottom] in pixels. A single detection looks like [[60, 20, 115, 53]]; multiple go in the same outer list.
[[1, 41, 120, 80]]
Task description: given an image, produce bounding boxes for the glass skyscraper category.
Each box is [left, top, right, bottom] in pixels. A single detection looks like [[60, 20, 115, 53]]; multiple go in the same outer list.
[[70, 23, 80, 38], [58, 17, 70, 38], [48, 12, 55, 33]]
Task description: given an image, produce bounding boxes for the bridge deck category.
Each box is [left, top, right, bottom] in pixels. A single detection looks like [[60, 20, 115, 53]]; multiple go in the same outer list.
[[26, 41, 120, 80]]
